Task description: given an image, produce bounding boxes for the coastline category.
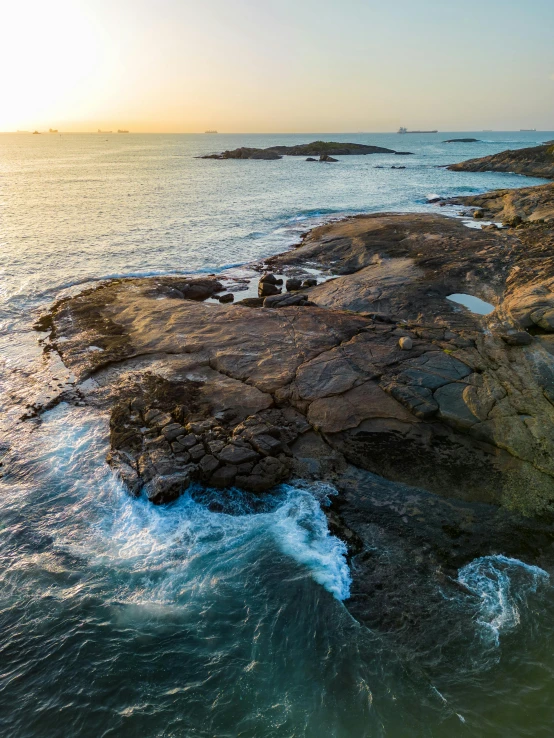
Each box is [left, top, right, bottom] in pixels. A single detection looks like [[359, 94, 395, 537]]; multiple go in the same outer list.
[[28, 143, 554, 636]]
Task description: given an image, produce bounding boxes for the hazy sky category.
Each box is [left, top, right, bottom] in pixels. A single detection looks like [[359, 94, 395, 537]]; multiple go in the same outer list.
[[1, 0, 553, 132]]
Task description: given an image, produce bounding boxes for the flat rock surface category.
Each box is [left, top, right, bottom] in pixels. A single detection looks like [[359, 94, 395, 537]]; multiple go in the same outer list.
[[39, 210, 554, 515]]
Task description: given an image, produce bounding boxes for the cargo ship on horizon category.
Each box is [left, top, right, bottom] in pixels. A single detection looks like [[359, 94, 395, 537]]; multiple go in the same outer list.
[[398, 127, 438, 134]]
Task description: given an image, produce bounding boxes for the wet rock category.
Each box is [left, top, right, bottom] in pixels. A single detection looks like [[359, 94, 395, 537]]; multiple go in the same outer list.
[[218, 443, 259, 465], [286, 278, 303, 291], [320, 154, 338, 162], [145, 469, 194, 504], [180, 279, 223, 301], [258, 281, 281, 297], [210, 465, 238, 488], [237, 297, 265, 307], [306, 157, 317, 162], [302, 278, 317, 288], [260, 273, 282, 286], [218, 293, 234, 303]]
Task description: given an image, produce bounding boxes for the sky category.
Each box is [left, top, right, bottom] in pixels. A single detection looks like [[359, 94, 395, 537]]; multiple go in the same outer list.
[[1, 0, 553, 133]]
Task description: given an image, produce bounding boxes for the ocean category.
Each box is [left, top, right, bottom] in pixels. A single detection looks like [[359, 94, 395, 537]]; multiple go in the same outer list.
[[1, 131, 554, 737]]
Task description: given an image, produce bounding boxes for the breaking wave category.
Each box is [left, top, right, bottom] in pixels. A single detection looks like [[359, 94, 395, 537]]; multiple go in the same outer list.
[[458, 555, 550, 647]]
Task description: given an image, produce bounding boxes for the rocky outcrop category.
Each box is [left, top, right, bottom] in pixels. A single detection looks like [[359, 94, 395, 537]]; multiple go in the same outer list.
[[444, 181, 554, 224], [37, 210, 554, 516], [200, 147, 282, 160], [200, 141, 409, 160], [448, 143, 554, 179], [443, 138, 480, 143], [268, 141, 399, 156]]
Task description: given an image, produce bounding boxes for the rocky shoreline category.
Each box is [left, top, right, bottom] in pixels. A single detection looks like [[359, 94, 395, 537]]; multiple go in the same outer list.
[[448, 142, 554, 179], [32, 142, 554, 633]]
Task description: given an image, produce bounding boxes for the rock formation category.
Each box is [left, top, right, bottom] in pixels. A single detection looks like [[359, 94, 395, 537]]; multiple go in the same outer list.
[[37, 211, 554, 517], [200, 140, 410, 160], [448, 142, 554, 179], [445, 181, 554, 224]]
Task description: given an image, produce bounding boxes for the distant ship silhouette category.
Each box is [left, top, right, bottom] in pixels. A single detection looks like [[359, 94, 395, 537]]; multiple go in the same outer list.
[[204, 130, 218, 134], [117, 129, 129, 133], [398, 127, 438, 134]]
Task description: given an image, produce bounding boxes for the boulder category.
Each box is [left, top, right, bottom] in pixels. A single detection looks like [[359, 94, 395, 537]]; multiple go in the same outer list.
[[145, 469, 194, 505], [398, 336, 413, 350], [218, 443, 259, 465], [199, 454, 220, 476], [286, 278, 303, 291], [258, 281, 281, 297], [263, 292, 309, 308], [260, 273, 281, 285], [218, 293, 234, 303]]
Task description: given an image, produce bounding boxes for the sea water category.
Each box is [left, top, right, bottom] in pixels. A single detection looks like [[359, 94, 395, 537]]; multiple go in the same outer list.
[[1, 131, 554, 737]]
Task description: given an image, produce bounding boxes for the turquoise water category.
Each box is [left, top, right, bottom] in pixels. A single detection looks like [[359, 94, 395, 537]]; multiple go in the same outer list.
[[1, 132, 554, 736]]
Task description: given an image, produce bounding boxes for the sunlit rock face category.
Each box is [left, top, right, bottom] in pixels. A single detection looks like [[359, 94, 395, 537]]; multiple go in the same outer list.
[[39, 210, 554, 515]]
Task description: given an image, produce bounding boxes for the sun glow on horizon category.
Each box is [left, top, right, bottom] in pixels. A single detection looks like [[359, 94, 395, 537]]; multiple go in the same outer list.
[[1, 0, 553, 133], [0, 2, 116, 131]]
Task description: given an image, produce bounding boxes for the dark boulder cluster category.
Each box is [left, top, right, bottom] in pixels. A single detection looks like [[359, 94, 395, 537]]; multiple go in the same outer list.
[[306, 154, 338, 163], [256, 272, 319, 307], [107, 376, 310, 504]]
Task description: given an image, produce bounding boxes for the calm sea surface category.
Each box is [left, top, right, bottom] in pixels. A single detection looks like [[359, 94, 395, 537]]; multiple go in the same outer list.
[[1, 132, 554, 737]]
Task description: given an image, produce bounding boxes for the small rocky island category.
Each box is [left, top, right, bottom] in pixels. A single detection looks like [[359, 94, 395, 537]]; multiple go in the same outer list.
[[33, 142, 554, 634], [200, 140, 411, 160], [443, 138, 480, 143]]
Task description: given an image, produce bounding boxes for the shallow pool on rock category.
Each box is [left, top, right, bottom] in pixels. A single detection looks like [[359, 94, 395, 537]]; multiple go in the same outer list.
[[447, 293, 495, 315]]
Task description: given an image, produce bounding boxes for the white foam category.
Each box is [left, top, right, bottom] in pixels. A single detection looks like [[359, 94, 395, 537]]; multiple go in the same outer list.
[[269, 483, 351, 601], [458, 554, 549, 646], [28, 405, 351, 610]]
